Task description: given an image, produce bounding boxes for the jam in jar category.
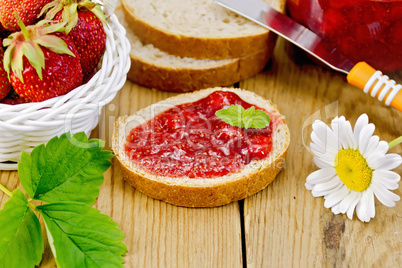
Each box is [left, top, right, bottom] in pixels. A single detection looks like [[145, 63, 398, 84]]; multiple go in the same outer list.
[[287, 0, 402, 72]]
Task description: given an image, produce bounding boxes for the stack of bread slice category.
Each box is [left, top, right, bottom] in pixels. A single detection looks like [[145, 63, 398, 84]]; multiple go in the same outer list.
[[117, 0, 284, 92]]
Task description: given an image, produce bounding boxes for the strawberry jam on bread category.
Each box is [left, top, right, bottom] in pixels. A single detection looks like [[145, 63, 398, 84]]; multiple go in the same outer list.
[[113, 87, 290, 207]]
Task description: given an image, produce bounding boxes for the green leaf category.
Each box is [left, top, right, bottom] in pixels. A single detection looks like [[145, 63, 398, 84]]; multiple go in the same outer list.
[[91, 5, 108, 26], [0, 189, 43, 268], [2, 44, 13, 78], [36, 35, 75, 57], [215, 105, 245, 128], [215, 105, 271, 129], [18, 132, 114, 205], [10, 44, 24, 83], [244, 108, 271, 129], [37, 202, 127, 268], [242, 106, 256, 129], [21, 42, 45, 80]]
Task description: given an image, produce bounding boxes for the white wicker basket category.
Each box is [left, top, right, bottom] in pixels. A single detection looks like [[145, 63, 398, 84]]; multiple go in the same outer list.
[[0, 14, 131, 170]]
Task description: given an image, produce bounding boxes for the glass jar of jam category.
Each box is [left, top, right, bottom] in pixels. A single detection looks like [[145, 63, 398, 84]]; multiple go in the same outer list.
[[287, 0, 402, 73]]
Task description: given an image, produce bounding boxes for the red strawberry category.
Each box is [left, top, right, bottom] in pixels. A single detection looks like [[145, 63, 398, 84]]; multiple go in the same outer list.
[[0, 0, 52, 31], [0, 23, 10, 39], [0, 47, 11, 101], [3, 20, 83, 102], [0, 90, 29, 105], [41, 0, 107, 77]]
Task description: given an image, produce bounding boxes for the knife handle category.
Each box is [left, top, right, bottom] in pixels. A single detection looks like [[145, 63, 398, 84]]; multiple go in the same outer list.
[[346, 62, 402, 112]]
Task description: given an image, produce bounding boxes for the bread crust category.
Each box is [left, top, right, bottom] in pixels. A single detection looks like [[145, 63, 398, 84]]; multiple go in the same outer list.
[[112, 87, 290, 207], [127, 45, 275, 92], [116, 149, 287, 207], [121, 1, 280, 60]]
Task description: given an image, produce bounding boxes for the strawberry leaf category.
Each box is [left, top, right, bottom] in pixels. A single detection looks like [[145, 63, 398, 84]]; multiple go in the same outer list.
[[0, 189, 44, 267], [10, 44, 24, 82], [36, 35, 75, 56], [21, 42, 45, 80], [63, 3, 79, 33], [37, 202, 127, 268], [18, 132, 114, 205], [91, 5, 108, 25]]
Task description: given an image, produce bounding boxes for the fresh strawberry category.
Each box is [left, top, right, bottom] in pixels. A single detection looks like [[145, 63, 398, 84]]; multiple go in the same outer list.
[[0, 47, 11, 101], [41, 0, 107, 77], [0, 23, 10, 39], [0, 90, 29, 105], [0, 0, 52, 31], [3, 20, 83, 102]]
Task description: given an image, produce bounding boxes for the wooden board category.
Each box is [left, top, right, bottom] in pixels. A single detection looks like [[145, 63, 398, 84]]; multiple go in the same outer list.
[[0, 38, 401, 267], [242, 39, 402, 267]]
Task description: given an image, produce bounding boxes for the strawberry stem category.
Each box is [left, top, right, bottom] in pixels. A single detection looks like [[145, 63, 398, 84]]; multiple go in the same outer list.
[[14, 11, 31, 40]]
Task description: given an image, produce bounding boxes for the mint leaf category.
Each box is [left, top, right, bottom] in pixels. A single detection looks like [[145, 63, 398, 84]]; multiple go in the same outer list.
[[215, 105, 245, 128], [0, 189, 43, 268], [246, 109, 271, 129], [215, 105, 270, 129], [18, 132, 114, 205], [37, 202, 127, 268], [242, 106, 256, 129]]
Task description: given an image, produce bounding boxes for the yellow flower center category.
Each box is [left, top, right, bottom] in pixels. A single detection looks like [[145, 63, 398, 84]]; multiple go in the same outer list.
[[334, 149, 372, 192]]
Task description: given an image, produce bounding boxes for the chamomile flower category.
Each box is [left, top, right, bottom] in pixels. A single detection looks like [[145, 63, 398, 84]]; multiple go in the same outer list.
[[306, 114, 402, 222]]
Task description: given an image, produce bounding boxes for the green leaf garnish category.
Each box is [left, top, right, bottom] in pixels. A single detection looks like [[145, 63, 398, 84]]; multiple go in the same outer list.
[[215, 105, 271, 129], [37, 202, 127, 267], [0, 189, 44, 268], [0, 132, 125, 267], [18, 132, 114, 205]]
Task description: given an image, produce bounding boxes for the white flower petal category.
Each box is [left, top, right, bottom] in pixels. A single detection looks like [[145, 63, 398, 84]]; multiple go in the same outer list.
[[358, 123, 375, 155], [331, 204, 341, 214], [373, 170, 401, 190], [324, 185, 349, 208], [354, 114, 369, 142], [312, 181, 343, 197], [332, 116, 350, 149], [368, 155, 388, 170], [312, 121, 340, 153], [305, 183, 315, 190], [331, 116, 339, 137], [376, 154, 402, 170], [311, 142, 326, 155], [362, 135, 380, 159], [371, 180, 401, 207], [337, 116, 356, 149], [311, 145, 336, 166], [346, 192, 362, 220], [345, 120, 357, 149], [356, 191, 372, 222], [311, 131, 326, 149], [313, 177, 341, 194], [367, 188, 375, 219], [339, 190, 358, 213], [314, 156, 332, 169], [366, 141, 389, 167], [306, 168, 336, 185]]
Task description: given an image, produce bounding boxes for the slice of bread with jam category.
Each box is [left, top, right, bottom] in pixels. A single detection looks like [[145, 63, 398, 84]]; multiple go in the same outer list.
[[112, 87, 290, 207]]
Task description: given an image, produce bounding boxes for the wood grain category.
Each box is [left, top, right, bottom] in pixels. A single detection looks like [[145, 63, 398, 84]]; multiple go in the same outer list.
[[242, 38, 402, 267], [0, 36, 401, 268], [95, 85, 243, 268]]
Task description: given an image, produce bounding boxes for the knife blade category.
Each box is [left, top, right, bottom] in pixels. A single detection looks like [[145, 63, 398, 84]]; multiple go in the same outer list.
[[214, 0, 402, 112]]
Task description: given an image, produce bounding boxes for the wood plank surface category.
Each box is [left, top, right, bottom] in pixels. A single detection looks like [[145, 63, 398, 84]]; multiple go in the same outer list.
[[0, 36, 401, 268], [242, 39, 402, 267]]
